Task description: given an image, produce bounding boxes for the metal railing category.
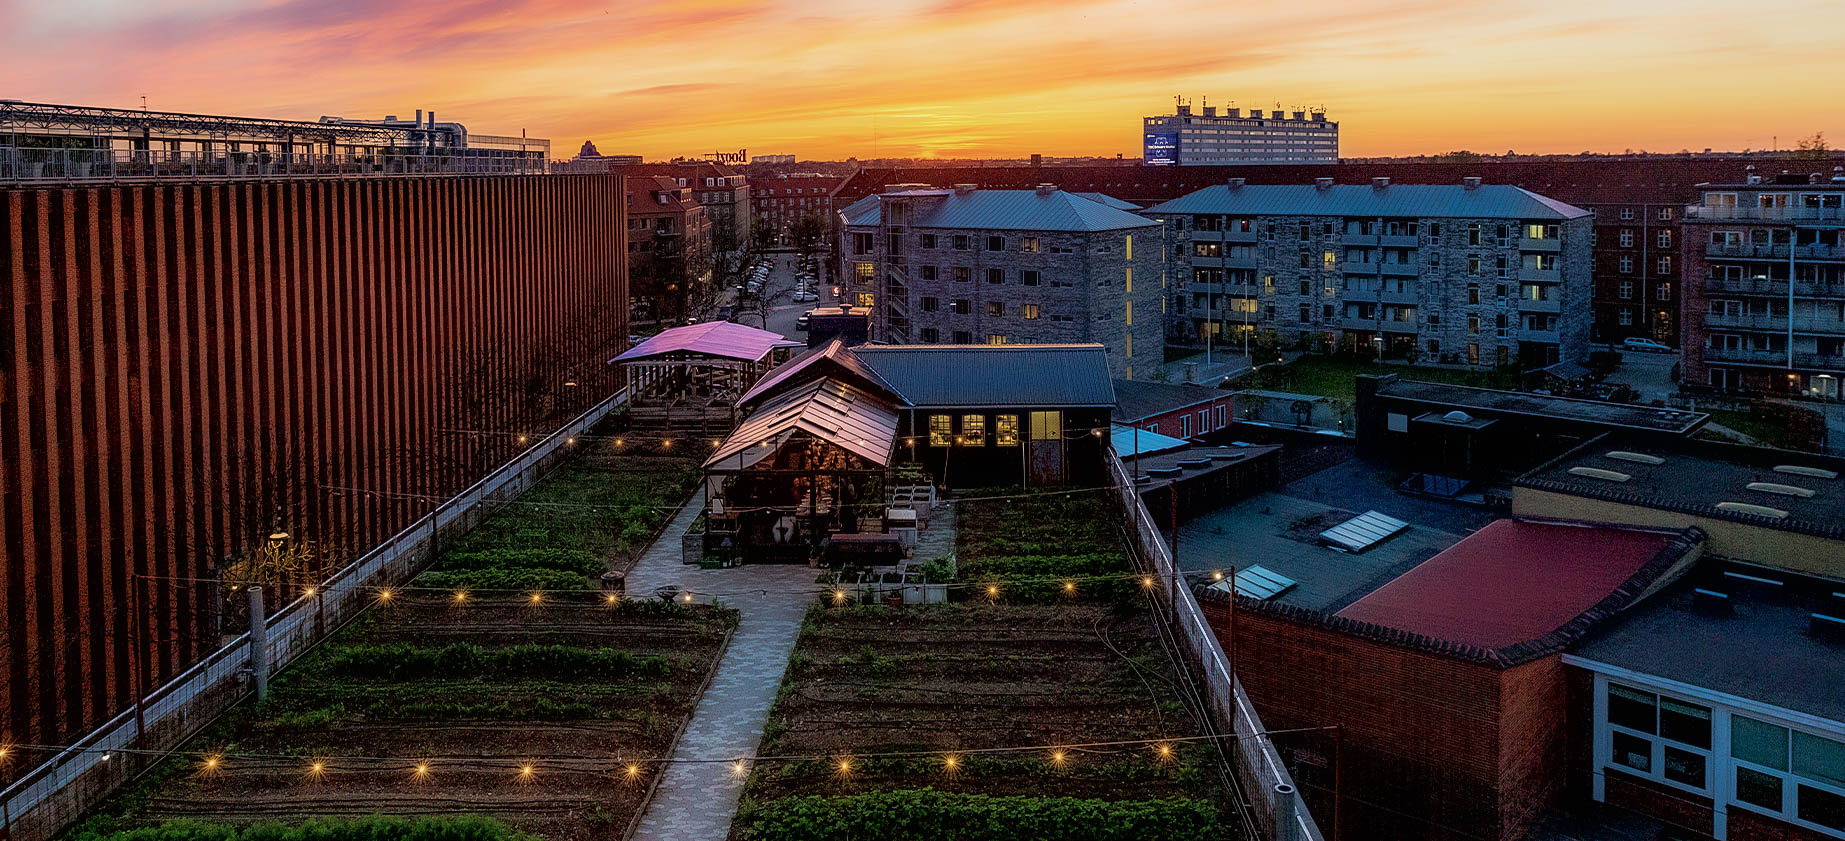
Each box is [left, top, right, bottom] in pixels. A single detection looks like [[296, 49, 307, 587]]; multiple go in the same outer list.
[[1705, 242, 1845, 260], [1701, 311, 1845, 334], [0, 389, 627, 841], [1684, 204, 1845, 222], [1703, 276, 1845, 299], [1702, 346, 1845, 370], [1, 147, 548, 184], [1105, 451, 1323, 841]]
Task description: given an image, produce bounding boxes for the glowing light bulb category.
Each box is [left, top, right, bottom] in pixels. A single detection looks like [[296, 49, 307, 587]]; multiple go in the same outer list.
[[1140, 576, 1154, 589], [1050, 750, 1066, 765], [605, 593, 621, 604], [626, 764, 641, 778], [732, 761, 747, 776], [831, 589, 849, 605], [519, 764, 534, 778], [528, 592, 544, 605], [376, 589, 394, 602], [943, 754, 959, 770], [414, 763, 430, 778], [837, 758, 852, 774], [303, 586, 317, 597], [1211, 570, 1224, 581], [203, 755, 221, 769], [1062, 580, 1076, 594], [454, 591, 469, 603], [986, 584, 999, 597]]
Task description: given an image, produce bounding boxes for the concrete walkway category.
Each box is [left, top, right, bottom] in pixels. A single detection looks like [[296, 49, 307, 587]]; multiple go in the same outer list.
[[627, 490, 819, 841]]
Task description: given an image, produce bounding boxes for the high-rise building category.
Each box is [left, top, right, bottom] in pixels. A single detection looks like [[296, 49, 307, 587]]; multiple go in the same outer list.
[[1680, 168, 1845, 398], [838, 185, 1164, 379], [1143, 102, 1337, 165], [1144, 177, 1593, 367]]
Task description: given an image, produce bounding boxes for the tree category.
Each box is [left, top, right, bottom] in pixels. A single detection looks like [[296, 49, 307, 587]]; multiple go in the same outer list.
[[750, 215, 776, 252], [788, 213, 827, 261], [1435, 150, 1483, 164], [1795, 132, 1830, 160]]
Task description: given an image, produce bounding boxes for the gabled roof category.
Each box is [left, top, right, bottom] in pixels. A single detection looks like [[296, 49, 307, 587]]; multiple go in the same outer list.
[[842, 189, 1160, 232], [611, 321, 798, 364], [736, 339, 898, 409], [1143, 183, 1590, 220], [704, 377, 899, 470], [1112, 379, 1225, 423], [1071, 192, 1142, 211], [848, 344, 1116, 408]]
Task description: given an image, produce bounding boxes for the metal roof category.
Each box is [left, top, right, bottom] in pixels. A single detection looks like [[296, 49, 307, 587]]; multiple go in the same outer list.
[[1111, 379, 1224, 423], [844, 189, 1160, 232], [848, 344, 1116, 408], [1071, 192, 1142, 211], [1143, 183, 1591, 220], [705, 377, 899, 469], [737, 339, 898, 409], [1111, 424, 1190, 457], [611, 321, 798, 364]]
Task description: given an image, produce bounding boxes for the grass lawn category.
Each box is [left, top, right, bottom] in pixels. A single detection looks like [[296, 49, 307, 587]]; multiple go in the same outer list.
[[1234, 355, 1521, 402], [731, 488, 1237, 840], [69, 432, 728, 841]]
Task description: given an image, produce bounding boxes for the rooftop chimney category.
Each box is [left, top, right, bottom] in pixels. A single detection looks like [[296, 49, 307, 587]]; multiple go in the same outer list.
[[1292, 110, 1306, 120], [953, 183, 977, 195], [1372, 177, 1390, 189], [1227, 177, 1246, 189], [1813, 172, 1824, 185], [1202, 106, 1217, 117], [1315, 177, 1335, 190], [1746, 164, 1761, 185], [1463, 176, 1483, 190], [1226, 107, 1241, 118], [1271, 110, 1285, 119], [1177, 104, 1192, 116], [1035, 183, 1057, 195], [1832, 166, 1845, 183]]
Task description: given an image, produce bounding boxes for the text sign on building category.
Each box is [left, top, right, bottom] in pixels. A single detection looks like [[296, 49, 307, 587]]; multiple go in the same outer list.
[[1144, 133, 1178, 166]]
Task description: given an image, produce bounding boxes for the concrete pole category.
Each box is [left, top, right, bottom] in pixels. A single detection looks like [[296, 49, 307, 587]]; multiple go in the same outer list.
[[247, 585, 269, 701], [1274, 782, 1303, 841]]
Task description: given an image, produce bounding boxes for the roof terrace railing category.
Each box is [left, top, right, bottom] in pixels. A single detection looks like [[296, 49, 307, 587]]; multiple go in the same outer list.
[[1, 147, 548, 185]]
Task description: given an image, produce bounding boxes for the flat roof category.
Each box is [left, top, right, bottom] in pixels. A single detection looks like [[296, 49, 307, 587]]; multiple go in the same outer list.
[[1518, 438, 1845, 539], [1336, 520, 1689, 650], [1378, 379, 1708, 434], [1128, 443, 1281, 492], [1571, 561, 1845, 722]]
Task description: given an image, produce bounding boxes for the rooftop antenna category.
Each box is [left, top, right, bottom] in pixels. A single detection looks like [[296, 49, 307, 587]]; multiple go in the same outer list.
[[140, 95, 147, 112]]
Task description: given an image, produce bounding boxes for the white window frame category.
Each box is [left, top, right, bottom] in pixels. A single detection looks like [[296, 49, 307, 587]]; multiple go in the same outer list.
[[1602, 681, 1715, 796], [1180, 414, 1191, 437]]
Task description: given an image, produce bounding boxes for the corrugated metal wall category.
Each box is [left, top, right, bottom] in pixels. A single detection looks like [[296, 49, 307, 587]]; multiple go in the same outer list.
[[0, 174, 627, 749]]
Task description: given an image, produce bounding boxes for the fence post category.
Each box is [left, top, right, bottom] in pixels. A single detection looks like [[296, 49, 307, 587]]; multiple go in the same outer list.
[[246, 586, 269, 701], [1274, 782, 1302, 841]]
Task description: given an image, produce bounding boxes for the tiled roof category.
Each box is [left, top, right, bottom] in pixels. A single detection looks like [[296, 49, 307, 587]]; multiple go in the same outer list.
[[1334, 520, 1695, 651], [1144, 183, 1590, 220], [842, 189, 1160, 232], [848, 344, 1116, 408]]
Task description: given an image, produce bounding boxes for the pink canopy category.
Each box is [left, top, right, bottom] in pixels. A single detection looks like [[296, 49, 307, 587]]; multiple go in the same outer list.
[[611, 321, 799, 365]]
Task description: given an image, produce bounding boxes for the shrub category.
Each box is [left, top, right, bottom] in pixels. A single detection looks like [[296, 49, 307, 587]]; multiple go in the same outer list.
[[435, 548, 601, 575], [413, 567, 589, 592], [71, 815, 538, 841], [738, 789, 1223, 841]]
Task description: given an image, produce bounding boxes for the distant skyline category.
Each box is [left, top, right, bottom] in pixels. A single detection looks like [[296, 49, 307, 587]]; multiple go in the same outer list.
[[4, 0, 1842, 161]]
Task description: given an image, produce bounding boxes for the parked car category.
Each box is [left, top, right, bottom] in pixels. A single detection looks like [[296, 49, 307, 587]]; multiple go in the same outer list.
[[793, 291, 817, 303], [795, 313, 810, 331], [1622, 337, 1672, 353]]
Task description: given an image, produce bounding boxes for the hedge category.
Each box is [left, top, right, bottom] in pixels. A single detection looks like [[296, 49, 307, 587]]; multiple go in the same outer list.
[[328, 643, 669, 681], [71, 816, 537, 841], [739, 789, 1223, 841]]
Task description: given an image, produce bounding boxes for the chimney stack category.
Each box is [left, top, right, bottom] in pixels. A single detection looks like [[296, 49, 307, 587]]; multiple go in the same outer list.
[[1227, 177, 1246, 189], [1202, 106, 1217, 117], [1035, 183, 1057, 195], [1226, 107, 1240, 118], [1831, 166, 1845, 183], [1372, 177, 1390, 189], [953, 183, 977, 195], [1463, 176, 1483, 190], [1315, 177, 1335, 190]]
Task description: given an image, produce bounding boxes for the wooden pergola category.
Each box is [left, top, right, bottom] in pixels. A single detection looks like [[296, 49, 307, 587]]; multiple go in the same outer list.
[[611, 322, 800, 432]]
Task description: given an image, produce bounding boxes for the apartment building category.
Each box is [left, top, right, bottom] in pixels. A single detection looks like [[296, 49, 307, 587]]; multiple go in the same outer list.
[[837, 184, 1163, 379], [1142, 102, 1338, 165], [1681, 169, 1845, 398], [609, 161, 752, 250], [1144, 177, 1593, 367], [751, 172, 848, 245], [1591, 201, 1688, 347], [627, 175, 714, 321]]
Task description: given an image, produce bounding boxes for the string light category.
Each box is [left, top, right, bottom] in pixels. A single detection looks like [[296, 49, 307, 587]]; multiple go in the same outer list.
[[528, 592, 544, 605], [831, 589, 849, 605], [1211, 570, 1225, 581], [413, 762, 431, 779], [625, 763, 641, 779], [0, 745, 12, 761], [604, 593, 621, 605], [836, 757, 853, 775], [1049, 750, 1067, 765], [453, 591, 469, 603], [942, 754, 960, 771], [518, 764, 535, 779], [376, 589, 394, 603], [1140, 576, 1155, 589], [305, 760, 326, 780], [518, 435, 529, 445], [681, 592, 694, 603], [303, 586, 317, 597], [731, 760, 748, 776], [1062, 580, 1077, 595], [565, 437, 576, 446], [986, 584, 1000, 598]]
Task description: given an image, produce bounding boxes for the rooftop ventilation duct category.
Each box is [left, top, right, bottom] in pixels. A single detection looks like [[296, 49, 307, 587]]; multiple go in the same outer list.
[[1605, 451, 1665, 465], [1442, 410, 1472, 423], [1747, 481, 1816, 498], [1715, 501, 1789, 519], [953, 183, 976, 195], [1775, 464, 1838, 480], [1035, 183, 1057, 195], [1227, 177, 1246, 188], [1372, 177, 1390, 189], [1569, 467, 1631, 482], [1463, 176, 1483, 189], [1315, 177, 1335, 190]]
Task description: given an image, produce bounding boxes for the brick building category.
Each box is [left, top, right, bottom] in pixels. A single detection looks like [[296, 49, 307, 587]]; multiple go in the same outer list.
[[1112, 378, 1235, 439], [609, 161, 751, 251], [1679, 170, 1845, 397], [838, 185, 1163, 379], [626, 175, 714, 322], [0, 174, 628, 750], [1144, 178, 1594, 367], [1203, 519, 1707, 841], [750, 173, 848, 246]]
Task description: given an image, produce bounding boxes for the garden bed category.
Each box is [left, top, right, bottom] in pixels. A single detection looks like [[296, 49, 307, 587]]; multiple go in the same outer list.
[[731, 487, 1237, 839], [69, 436, 727, 841]]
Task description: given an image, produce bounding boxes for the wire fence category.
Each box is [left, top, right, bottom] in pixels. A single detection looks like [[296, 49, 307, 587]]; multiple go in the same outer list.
[[1104, 450, 1324, 841], [0, 389, 628, 841]]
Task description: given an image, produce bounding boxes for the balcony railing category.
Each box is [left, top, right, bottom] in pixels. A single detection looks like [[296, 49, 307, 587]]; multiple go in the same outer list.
[[1520, 238, 1563, 252], [1379, 234, 1421, 248], [1705, 242, 1845, 260], [1380, 261, 1419, 276], [1, 147, 546, 183], [1517, 298, 1562, 314], [1701, 311, 1845, 334], [1703, 346, 1845, 370], [1703, 276, 1845, 299], [1685, 204, 1845, 223]]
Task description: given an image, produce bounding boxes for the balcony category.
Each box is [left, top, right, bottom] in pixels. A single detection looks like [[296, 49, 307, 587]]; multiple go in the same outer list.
[[1379, 234, 1421, 248], [1378, 319, 1420, 334], [1381, 261, 1419, 276], [1225, 229, 1260, 243], [1701, 311, 1845, 334], [1685, 204, 1845, 223], [1342, 261, 1378, 275], [1705, 242, 1845, 261], [1522, 268, 1563, 284], [1704, 276, 1845, 299], [1699, 347, 1845, 370], [1520, 237, 1563, 252], [1343, 233, 1379, 247], [1517, 297, 1562, 314]]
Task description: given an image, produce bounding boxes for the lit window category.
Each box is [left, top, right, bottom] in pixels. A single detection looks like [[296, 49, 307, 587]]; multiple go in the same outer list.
[[929, 415, 952, 446], [855, 292, 874, 308], [958, 414, 986, 446], [855, 263, 874, 284], [1021, 237, 1040, 253], [996, 415, 1020, 446]]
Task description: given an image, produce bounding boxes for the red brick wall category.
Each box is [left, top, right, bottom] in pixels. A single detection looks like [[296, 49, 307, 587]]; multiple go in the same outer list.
[[1729, 807, 1840, 841], [1207, 597, 1511, 841], [1603, 769, 1715, 837], [1496, 657, 1574, 839], [1, 174, 627, 751], [1136, 395, 1234, 439]]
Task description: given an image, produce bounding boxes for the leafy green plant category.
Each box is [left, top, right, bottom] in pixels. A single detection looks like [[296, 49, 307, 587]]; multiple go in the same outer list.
[[737, 789, 1223, 841], [70, 816, 539, 841], [328, 643, 669, 681]]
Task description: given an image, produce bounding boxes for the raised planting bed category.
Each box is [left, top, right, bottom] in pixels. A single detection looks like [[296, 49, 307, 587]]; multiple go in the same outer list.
[[66, 442, 727, 841]]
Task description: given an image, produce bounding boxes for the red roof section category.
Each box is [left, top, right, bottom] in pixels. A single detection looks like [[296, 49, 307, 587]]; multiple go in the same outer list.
[[1333, 520, 1680, 650]]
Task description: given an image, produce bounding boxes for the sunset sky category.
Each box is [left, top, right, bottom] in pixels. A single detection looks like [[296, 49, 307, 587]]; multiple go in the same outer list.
[[4, 0, 1842, 161]]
